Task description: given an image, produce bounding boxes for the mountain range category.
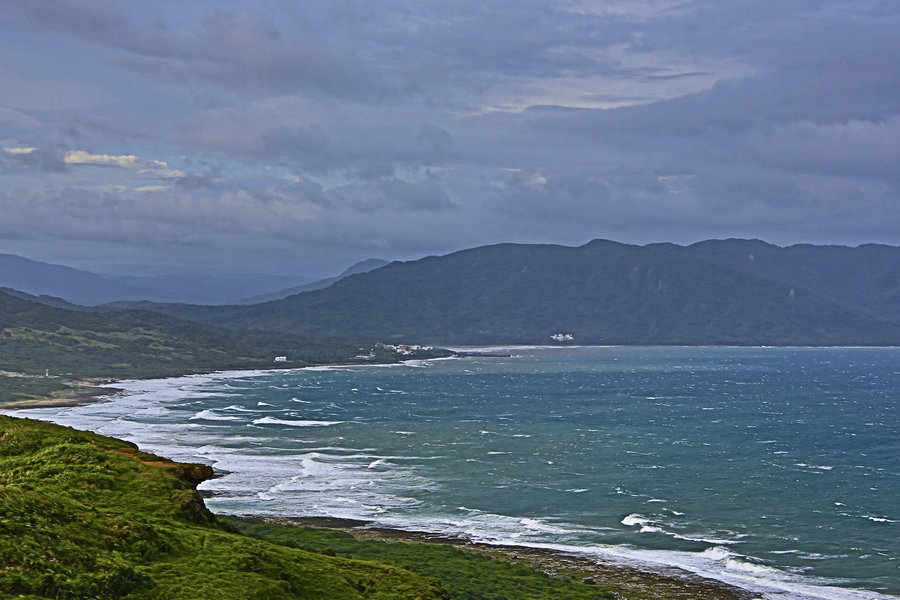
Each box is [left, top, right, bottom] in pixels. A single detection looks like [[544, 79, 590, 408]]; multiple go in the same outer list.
[[0, 254, 386, 305], [105, 239, 900, 346], [235, 258, 389, 304], [3, 239, 900, 347]]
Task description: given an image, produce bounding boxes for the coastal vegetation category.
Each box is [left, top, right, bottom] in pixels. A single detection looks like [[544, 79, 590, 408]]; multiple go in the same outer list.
[[226, 518, 617, 600], [0, 375, 70, 405], [0, 415, 449, 599], [0, 289, 449, 405], [0, 289, 367, 379], [0, 415, 646, 599]]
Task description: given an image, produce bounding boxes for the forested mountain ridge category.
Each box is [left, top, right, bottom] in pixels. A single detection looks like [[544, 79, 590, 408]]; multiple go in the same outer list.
[[129, 239, 900, 346]]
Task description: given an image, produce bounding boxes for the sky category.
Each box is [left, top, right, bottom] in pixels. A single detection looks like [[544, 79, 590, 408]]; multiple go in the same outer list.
[[1, 0, 899, 277]]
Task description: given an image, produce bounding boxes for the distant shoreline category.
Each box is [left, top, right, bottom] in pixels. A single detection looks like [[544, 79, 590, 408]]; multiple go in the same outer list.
[[0, 350, 462, 410], [0, 377, 119, 410], [6, 343, 899, 410]]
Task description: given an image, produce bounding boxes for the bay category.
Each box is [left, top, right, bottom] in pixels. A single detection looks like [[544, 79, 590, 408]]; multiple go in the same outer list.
[[10, 346, 899, 599]]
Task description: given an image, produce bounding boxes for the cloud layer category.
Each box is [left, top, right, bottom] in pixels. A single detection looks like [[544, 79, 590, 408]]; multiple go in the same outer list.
[[2, 0, 898, 275]]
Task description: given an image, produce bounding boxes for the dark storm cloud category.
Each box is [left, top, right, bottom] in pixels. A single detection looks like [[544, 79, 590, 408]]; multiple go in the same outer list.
[[1, 0, 899, 274]]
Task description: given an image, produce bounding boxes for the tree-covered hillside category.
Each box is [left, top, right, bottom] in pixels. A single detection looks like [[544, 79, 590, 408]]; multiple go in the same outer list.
[[131, 239, 900, 346], [0, 290, 368, 378]]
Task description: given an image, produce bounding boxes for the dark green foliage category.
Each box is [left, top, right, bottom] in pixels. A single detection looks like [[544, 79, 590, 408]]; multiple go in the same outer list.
[[0, 290, 381, 379], [134, 239, 900, 346], [0, 415, 448, 599], [0, 375, 70, 402], [225, 518, 616, 600]]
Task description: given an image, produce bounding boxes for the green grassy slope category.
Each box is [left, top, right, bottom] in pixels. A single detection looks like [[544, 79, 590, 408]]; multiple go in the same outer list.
[[0, 290, 369, 378], [226, 518, 616, 600], [0, 415, 448, 599]]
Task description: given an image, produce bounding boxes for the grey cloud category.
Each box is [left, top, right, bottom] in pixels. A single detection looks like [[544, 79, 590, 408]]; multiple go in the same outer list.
[[2, 0, 900, 275], [259, 125, 331, 170], [326, 177, 454, 214], [173, 174, 218, 190], [0, 147, 68, 172], [416, 124, 454, 156]]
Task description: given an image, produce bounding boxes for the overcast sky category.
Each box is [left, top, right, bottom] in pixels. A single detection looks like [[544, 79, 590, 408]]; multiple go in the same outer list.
[[2, 0, 899, 276]]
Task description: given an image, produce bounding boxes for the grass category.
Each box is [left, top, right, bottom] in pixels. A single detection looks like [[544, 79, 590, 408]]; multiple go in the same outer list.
[[0, 416, 615, 599], [225, 518, 617, 600], [0, 415, 448, 599], [0, 375, 71, 404], [0, 416, 744, 599]]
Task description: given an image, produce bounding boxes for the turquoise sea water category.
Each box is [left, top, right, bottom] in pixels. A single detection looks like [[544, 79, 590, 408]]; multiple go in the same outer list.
[[11, 347, 899, 599]]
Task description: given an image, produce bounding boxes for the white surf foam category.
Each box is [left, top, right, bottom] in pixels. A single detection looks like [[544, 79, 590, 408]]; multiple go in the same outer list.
[[190, 409, 242, 421], [252, 417, 343, 427]]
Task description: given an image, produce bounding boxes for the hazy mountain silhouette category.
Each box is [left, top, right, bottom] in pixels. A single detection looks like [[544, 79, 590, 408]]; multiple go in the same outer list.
[[129, 239, 900, 346]]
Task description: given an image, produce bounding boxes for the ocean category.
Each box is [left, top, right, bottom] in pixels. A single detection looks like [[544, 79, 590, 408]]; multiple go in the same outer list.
[[9, 346, 899, 599]]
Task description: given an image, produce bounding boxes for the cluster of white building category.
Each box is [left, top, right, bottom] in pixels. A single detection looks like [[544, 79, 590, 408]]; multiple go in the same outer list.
[[550, 333, 574, 342], [374, 342, 434, 355]]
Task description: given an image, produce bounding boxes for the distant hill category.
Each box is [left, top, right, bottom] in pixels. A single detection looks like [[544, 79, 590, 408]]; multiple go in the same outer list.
[[0, 253, 309, 305], [0, 290, 366, 378], [682, 239, 900, 321], [0, 254, 154, 306], [137, 239, 900, 346], [237, 258, 389, 304], [111, 272, 308, 305], [0, 287, 87, 311]]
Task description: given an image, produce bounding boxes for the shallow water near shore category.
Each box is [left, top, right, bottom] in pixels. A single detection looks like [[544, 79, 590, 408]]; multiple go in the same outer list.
[[10, 347, 899, 599]]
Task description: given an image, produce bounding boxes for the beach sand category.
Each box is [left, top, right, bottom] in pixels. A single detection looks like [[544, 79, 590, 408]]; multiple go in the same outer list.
[[262, 516, 756, 600]]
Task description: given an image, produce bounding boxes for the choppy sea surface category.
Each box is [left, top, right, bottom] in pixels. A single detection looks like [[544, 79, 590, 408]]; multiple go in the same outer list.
[[10, 346, 899, 599]]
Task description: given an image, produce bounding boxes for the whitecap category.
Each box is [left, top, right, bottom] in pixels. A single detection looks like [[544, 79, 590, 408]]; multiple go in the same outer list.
[[189, 409, 242, 421], [252, 416, 342, 427], [621, 513, 650, 527], [640, 525, 666, 534], [794, 463, 834, 471], [221, 404, 259, 412], [865, 515, 897, 523]]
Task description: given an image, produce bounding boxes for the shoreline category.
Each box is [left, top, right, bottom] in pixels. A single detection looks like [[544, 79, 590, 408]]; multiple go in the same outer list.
[[4, 349, 897, 600], [0, 377, 121, 410], [0, 358, 429, 411], [4, 344, 898, 411], [255, 515, 755, 600], [2, 364, 757, 599]]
